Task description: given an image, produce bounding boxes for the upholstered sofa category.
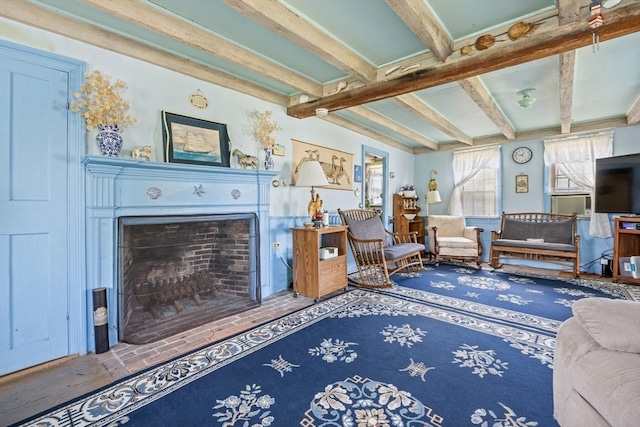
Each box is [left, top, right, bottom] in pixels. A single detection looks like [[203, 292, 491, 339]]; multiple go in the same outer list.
[[427, 215, 483, 267], [553, 297, 640, 426]]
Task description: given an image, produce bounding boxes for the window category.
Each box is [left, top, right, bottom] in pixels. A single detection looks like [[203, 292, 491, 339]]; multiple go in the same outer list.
[[544, 131, 613, 238], [450, 145, 501, 217], [460, 168, 498, 216], [550, 164, 588, 193]]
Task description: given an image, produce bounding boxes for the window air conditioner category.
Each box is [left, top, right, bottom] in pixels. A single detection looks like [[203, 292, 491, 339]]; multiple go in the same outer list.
[[551, 194, 591, 216]]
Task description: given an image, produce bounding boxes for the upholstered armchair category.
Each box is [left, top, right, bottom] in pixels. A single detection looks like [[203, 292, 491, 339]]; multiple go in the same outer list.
[[427, 215, 483, 267]]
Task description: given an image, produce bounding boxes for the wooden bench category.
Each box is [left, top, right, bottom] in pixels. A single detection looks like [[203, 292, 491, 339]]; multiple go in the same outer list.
[[489, 212, 580, 277]]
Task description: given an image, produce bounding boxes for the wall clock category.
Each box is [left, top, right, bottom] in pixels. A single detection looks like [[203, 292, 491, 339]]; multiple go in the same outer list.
[[512, 147, 533, 164]]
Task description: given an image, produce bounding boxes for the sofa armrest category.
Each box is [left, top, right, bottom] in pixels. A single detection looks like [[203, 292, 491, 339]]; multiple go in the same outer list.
[[572, 298, 640, 353]]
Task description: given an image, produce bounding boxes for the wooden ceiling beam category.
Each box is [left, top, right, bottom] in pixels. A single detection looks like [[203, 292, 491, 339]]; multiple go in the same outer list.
[[392, 94, 472, 145], [559, 51, 576, 134], [417, 116, 631, 152], [288, 3, 640, 118], [558, 0, 583, 24], [348, 106, 439, 150], [0, 0, 287, 106], [557, 0, 581, 134], [77, 0, 323, 97], [628, 95, 640, 124], [458, 77, 516, 140], [223, 0, 377, 83], [385, 0, 452, 61], [321, 115, 415, 154]]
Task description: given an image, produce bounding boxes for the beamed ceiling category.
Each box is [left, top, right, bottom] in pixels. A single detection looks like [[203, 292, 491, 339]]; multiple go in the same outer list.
[[4, 0, 640, 153]]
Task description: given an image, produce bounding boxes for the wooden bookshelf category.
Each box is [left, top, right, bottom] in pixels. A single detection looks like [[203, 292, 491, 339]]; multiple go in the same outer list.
[[393, 193, 425, 248]]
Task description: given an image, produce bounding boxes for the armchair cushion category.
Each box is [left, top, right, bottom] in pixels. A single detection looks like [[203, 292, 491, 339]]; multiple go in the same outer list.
[[384, 243, 425, 261], [342, 215, 389, 246], [428, 215, 467, 237], [572, 298, 640, 353]]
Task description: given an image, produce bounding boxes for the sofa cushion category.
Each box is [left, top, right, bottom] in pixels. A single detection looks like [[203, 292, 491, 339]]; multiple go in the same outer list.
[[491, 239, 577, 253], [500, 217, 573, 244], [573, 298, 640, 353], [569, 347, 640, 427]]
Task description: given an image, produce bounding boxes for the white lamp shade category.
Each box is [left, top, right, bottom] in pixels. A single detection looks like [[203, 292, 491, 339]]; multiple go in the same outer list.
[[295, 160, 329, 187], [426, 190, 442, 204]]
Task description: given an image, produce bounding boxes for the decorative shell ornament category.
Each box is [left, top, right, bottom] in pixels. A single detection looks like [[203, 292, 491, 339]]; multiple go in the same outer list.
[[189, 90, 208, 109], [475, 34, 495, 50], [508, 22, 536, 40], [460, 45, 474, 56]]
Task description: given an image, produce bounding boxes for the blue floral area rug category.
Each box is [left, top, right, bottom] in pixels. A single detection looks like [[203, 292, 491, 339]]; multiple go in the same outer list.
[[388, 263, 636, 322], [16, 277, 618, 427]]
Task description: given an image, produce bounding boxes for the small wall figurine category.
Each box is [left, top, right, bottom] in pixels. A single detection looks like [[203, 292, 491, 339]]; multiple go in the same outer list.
[[232, 148, 259, 169], [132, 145, 152, 161]]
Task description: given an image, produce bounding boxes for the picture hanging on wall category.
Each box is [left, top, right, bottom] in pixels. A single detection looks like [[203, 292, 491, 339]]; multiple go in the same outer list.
[[354, 165, 362, 183], [291, 139, 353, 190], [516, 174, 528, 193], [162, 111, 230, 167], [273, 144, 285, 156]]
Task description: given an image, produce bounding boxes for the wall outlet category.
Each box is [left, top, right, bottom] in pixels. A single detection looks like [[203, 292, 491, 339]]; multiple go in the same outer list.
[[272, 242, 280, 248]]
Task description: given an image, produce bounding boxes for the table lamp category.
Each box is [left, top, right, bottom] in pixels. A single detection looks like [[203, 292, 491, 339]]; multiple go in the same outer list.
[[295, 160, 329, 224]]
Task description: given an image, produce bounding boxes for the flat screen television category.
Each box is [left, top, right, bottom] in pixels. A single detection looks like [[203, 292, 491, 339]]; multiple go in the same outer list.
[[594, 153, 640, 215]]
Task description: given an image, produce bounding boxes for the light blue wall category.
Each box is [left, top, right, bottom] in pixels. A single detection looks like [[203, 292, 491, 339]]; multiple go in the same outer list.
[[413, 125, 640, 275]]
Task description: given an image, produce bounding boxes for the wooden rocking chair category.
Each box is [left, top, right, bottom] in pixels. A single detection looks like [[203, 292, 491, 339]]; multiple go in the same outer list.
[[338, 208, 424, 288]]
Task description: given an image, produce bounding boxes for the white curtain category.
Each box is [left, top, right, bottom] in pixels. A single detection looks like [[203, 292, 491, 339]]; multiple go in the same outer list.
[[449, 145, 501, 215], [544, 132, 613, 238]]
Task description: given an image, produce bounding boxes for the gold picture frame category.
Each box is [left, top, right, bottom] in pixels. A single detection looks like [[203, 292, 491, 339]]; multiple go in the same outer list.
[[516, 174, 528, 193], [292, 139, 353, 190]]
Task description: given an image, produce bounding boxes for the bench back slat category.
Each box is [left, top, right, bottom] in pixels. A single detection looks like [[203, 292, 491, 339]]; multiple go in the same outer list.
[[499, 212, 577, 245]]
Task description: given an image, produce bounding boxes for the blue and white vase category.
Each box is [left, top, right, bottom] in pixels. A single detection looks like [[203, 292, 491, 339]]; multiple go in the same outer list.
[[96, 124, 123, 157], [264, 148, 275, 170]]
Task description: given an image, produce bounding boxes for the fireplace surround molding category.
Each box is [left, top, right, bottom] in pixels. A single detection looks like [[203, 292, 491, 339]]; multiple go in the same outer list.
[[84, 156, 278, 351]]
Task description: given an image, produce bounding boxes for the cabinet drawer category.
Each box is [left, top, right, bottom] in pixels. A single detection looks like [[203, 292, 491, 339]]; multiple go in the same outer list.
[[318, 256, 347, 294]]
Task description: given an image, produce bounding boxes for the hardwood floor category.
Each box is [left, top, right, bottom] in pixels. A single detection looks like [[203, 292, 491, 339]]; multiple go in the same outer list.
[[0, 264, 611, 426]]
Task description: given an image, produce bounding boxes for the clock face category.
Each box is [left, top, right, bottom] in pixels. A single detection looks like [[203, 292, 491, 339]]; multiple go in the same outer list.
[[512, 147, 532, 164]]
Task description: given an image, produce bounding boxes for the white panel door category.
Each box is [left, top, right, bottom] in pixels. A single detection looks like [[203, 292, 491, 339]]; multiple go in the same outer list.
[[0, 49, 71, 374]]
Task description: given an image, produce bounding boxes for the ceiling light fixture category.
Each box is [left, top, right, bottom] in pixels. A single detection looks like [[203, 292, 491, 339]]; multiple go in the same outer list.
[[517, 88, 536, 108], [315, 108, 328, 117]]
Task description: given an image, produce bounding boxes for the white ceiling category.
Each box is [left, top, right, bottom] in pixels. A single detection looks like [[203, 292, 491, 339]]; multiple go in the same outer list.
[[10, 0, 640, 151]]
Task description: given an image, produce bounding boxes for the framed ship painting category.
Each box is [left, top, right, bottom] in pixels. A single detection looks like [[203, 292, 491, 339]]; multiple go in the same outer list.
[[162, 111, 231, 167]]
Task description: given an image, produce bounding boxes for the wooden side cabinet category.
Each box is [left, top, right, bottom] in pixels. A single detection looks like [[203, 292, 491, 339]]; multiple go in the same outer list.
[[393, 193, 425, 248], [291, 225, 348, 301], [613, 217, 640, 285]]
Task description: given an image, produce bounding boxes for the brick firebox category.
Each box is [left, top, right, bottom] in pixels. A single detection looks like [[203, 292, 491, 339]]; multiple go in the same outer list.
[[119, 214, 260, 344]]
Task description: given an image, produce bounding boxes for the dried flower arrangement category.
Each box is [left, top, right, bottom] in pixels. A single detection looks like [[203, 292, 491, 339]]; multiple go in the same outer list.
[[70, 70, 137, 131], [251, 110, 281, 149]]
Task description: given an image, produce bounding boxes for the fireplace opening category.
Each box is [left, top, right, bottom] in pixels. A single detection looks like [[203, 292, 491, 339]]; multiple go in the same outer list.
[[118, 214, 261, 344]]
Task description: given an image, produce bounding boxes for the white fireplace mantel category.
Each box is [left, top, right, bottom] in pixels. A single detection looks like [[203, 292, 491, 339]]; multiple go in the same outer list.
[[83, 156, 278, 349]]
